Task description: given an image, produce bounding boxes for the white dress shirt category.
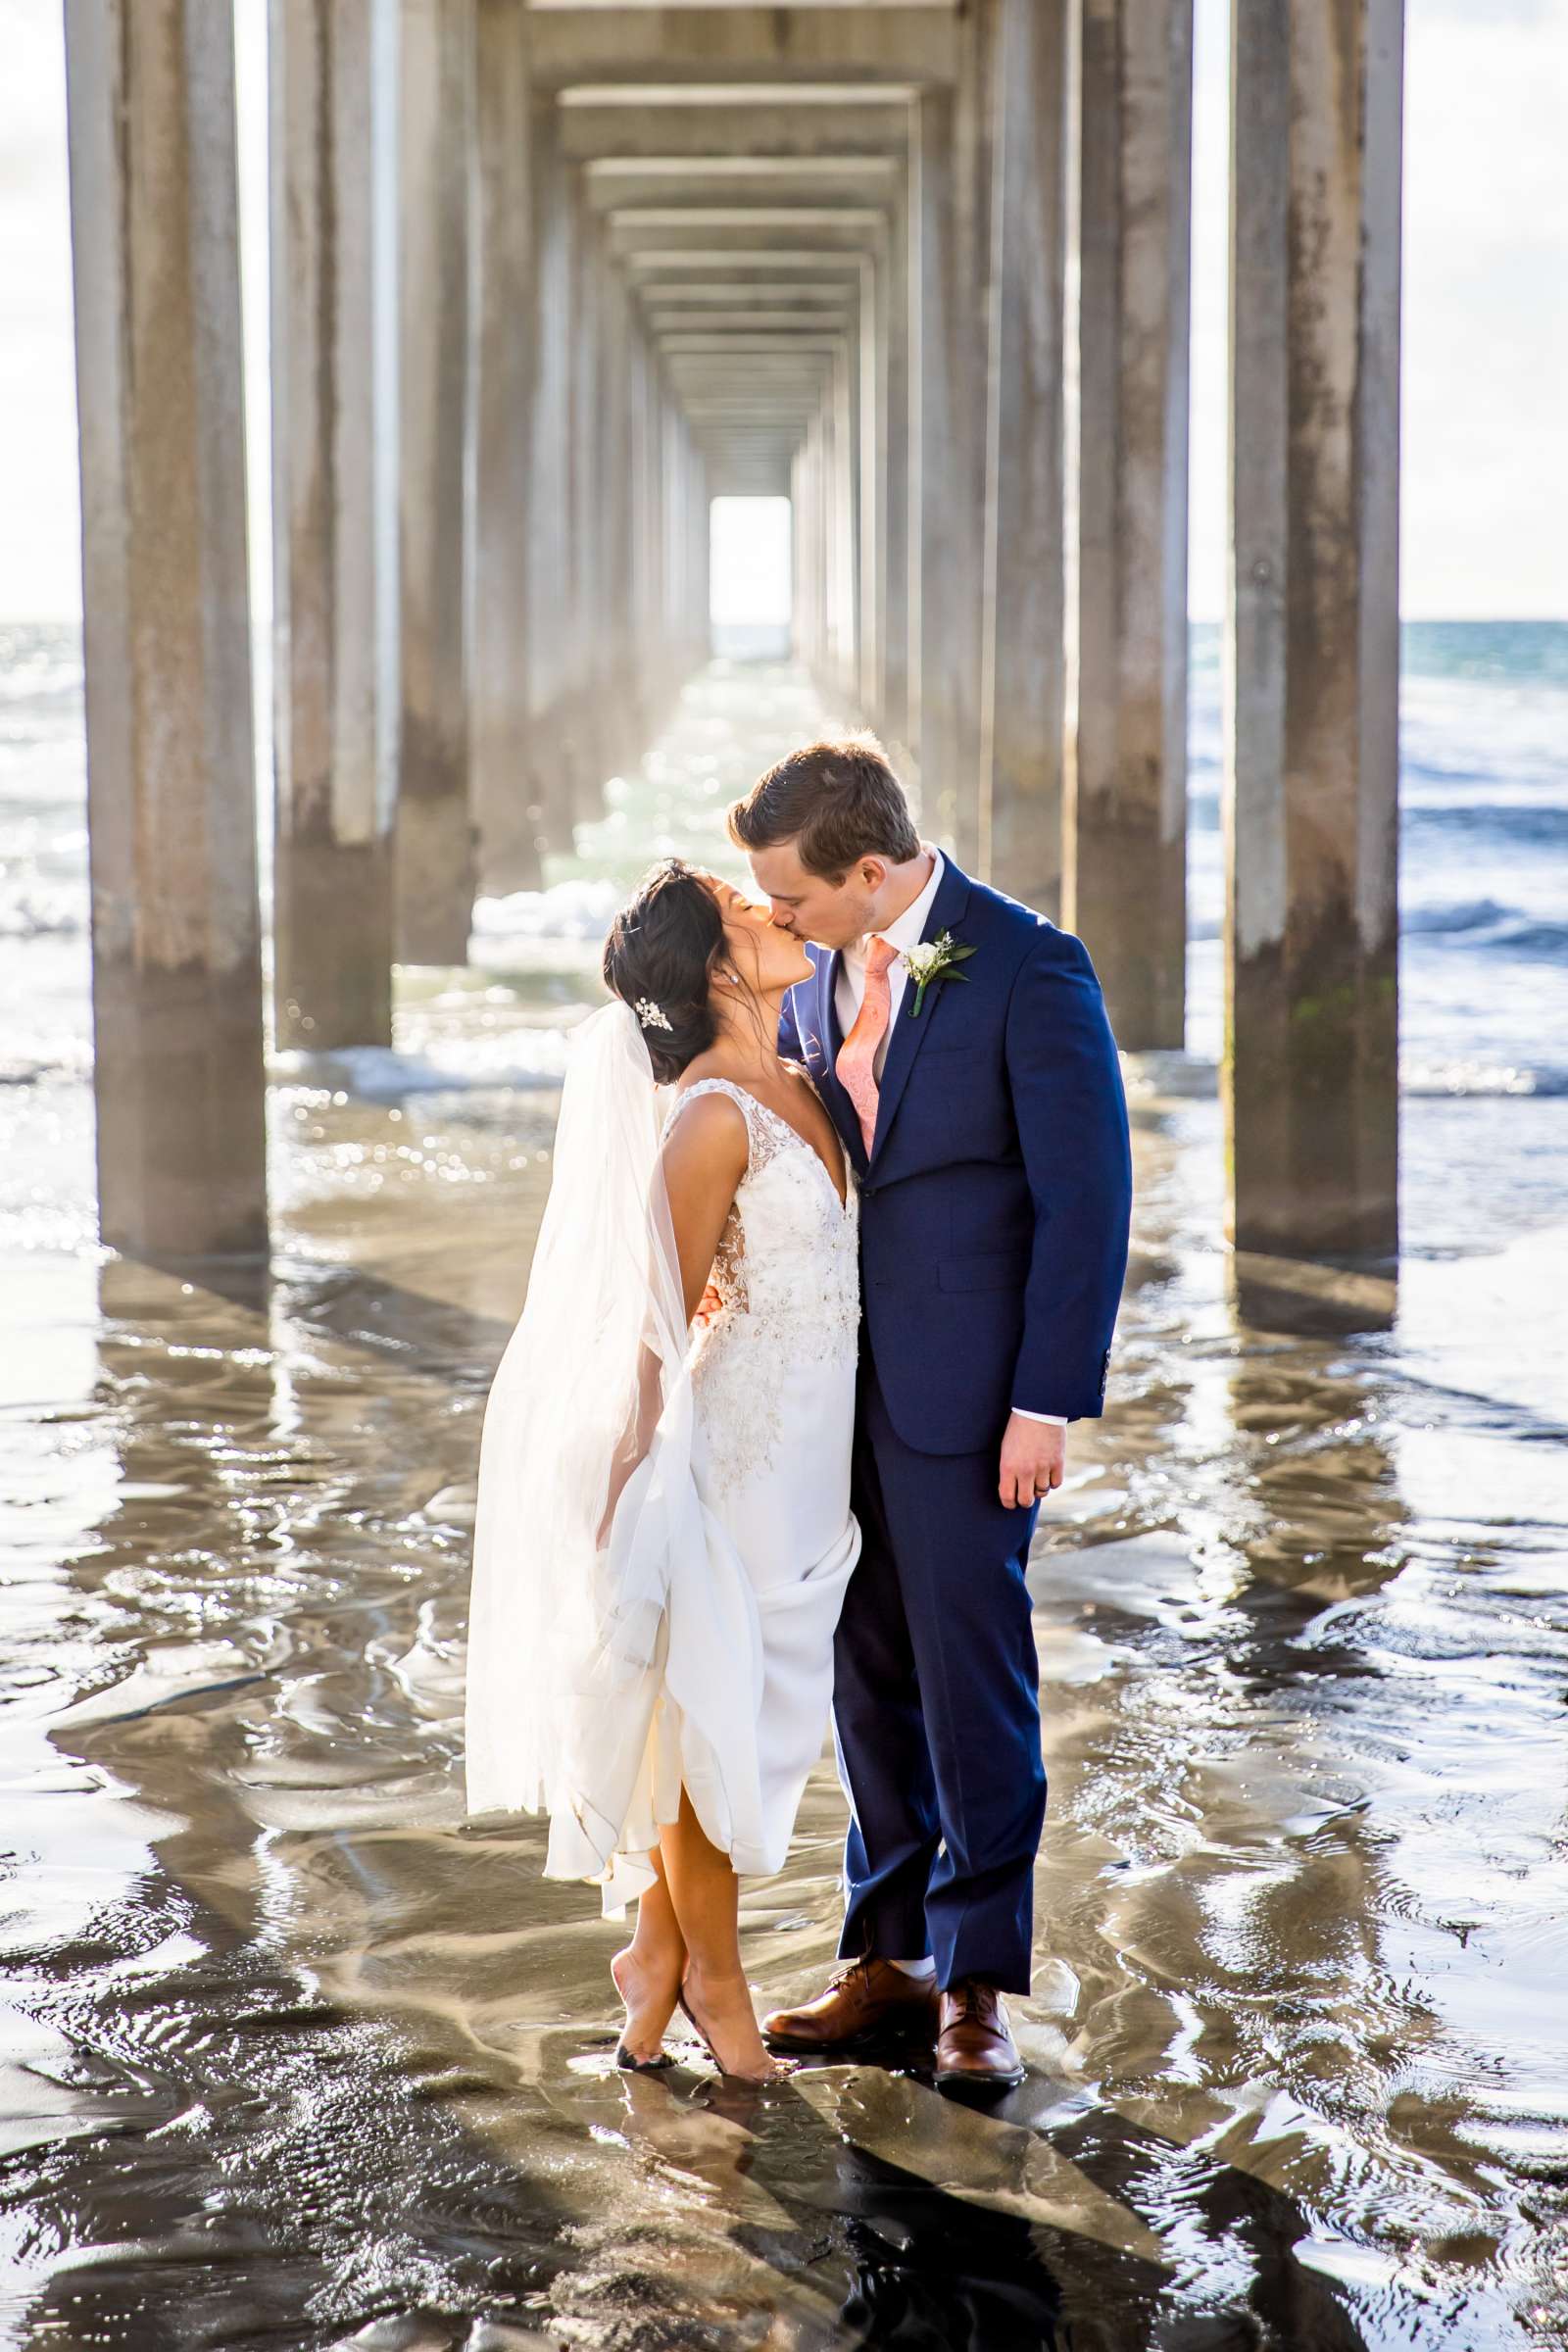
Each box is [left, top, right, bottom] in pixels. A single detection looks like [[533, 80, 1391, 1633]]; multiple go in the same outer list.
[[833, 848, 1065, 1432]]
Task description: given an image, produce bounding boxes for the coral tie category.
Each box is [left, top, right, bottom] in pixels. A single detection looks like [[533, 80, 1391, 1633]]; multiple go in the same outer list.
[[836, 936, 899, 1155]]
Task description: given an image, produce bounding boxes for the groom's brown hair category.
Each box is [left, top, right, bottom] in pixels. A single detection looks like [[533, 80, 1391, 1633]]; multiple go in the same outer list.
[[728, 731, 920, 881]]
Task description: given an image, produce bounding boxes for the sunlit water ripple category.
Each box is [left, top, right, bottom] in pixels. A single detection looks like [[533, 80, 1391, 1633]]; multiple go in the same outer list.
[[1, 650, 1566, 2349]]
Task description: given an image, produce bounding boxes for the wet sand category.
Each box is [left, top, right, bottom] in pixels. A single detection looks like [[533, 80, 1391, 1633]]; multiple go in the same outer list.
[[3, 667, 1567, 2350]]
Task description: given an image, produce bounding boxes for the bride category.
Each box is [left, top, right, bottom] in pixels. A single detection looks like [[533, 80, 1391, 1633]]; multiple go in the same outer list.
[[465, 857, 860, 2082]]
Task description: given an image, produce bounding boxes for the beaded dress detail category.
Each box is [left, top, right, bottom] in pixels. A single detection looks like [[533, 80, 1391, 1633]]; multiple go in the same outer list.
[[666, 1078, 860, 1494], [653, 1073, 862, 1876]]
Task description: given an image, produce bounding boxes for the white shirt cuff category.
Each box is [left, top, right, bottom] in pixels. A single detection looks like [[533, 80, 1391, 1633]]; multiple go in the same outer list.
[[1014, 1409, 1067, 1426]]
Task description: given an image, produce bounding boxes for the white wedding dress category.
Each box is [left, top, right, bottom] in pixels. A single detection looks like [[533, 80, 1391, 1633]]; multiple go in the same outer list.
[[465, 1006, 861, 1915], [662, 1077, 861, 1846]]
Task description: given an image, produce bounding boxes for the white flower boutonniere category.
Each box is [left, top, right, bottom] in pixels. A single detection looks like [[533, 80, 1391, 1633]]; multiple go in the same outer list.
[[903, 930, 977, 1017]]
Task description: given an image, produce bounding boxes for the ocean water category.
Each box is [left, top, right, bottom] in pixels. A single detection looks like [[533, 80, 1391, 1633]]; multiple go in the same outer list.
[[5, 618, 1565, 1250], [2, 631, 1567, 2349], [1186, 619, 1568, 1103]]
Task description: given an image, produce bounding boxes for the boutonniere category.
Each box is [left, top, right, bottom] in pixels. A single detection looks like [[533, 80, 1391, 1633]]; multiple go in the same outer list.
[[903, 931, 977, 1017]]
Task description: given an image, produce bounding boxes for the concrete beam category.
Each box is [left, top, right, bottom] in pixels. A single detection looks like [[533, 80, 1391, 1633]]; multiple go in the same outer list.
[[670, 385, 843, 415], [677, 381, 824, 399], [638, 278, 859, 306], [685, 417, 820, 434], [709, 471, 792, 495], [646, 285, 852, 308], [396, 0, 476, 964], [670, 377, 833, 402], [684, 421, 821, 440], [1226, 0, 1403, 1263], [679, 409, 828, 428], [634, 265, 866, 321], [270, 0, 400, 1054], [1063, 0, 1193, 1046], [623, 248, 881, 277], [645, 308, 853, 331], [559, 91, 915, 161], [607, 209, 890, 261], [667, 352, 836, 373], [657, 332, 848, 355], [704, 474, 796, 492], [64, 0, 267, 1255], [581, 156, 899, 213], [561, 77, 921, 105], [527, 10, 960, 90]]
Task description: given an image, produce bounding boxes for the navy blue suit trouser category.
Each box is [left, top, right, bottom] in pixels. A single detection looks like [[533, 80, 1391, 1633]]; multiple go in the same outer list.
[[832, 1354, 1047, 1994]]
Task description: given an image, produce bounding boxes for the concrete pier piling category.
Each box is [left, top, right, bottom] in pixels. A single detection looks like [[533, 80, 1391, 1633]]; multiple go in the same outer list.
[[981, 0, 1069, 917], [523, 101, 578, 853], [1226, 0, 1403, 1262], [395, 0, 477, 967], [64, 0, 268, 1257], [270, 0, 401, 1054], [909, 80, 969, 849], [472, 0, 543, 895], [63, 0, 1406, 1277], [564, 191, 604, 817], [1064, 0, 1194, 1051]]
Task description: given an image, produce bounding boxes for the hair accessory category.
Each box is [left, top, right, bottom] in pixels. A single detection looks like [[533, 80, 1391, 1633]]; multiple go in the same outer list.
[[635, 997, 674, 1034]]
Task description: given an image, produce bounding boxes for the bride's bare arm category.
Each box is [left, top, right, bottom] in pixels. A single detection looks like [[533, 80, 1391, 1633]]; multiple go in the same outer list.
[[660, 1093, 750, 1326]]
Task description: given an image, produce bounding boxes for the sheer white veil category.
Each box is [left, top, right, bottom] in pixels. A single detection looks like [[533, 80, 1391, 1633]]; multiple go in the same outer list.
[[465, 1000, 764, 1909]]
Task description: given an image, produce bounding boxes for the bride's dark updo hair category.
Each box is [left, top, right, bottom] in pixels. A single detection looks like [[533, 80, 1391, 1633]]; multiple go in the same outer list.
[[603, 858, 725, 1084]]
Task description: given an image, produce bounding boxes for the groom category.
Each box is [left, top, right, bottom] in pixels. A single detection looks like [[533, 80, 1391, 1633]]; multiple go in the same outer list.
[[729, 732, 1131, 2096]]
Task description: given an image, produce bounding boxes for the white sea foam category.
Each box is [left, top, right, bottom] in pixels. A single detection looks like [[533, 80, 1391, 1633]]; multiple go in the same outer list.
[[1130, 1049, 1564, 1102], [1399, 1056, 1565, 1099], [271, 1032, 572, 1102], [0, 880, 86, 939], [471, 878, 620, 944]]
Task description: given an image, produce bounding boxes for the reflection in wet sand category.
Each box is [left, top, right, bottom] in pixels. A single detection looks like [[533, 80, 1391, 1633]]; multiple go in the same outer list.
[[3, 667, 1567, 2348]]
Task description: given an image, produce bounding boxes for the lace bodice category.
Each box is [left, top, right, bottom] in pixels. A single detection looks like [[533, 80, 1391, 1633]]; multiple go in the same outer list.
[[663, 1076, 860, 1491]]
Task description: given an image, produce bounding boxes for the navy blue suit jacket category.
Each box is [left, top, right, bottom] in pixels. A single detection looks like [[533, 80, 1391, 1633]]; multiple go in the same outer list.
[[780, 858, 1132, 1456]]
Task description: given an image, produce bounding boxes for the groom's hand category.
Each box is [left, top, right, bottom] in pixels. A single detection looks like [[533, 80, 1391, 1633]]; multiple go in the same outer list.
[[999, 1413, 1065, 1510]]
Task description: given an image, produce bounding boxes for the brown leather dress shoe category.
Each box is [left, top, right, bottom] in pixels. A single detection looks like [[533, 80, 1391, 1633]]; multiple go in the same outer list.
[[935, 1980, 1026, 2096], [761, 1957, 942, 2055]]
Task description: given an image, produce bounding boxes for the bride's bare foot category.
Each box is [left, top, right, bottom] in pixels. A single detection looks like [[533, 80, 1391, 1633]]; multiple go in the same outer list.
[[611, 1944, 681, 2067], [679, 1966, 793, 2083]]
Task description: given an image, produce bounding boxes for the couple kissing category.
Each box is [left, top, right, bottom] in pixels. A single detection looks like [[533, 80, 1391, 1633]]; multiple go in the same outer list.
[[466, 730, 1132, 2095]]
